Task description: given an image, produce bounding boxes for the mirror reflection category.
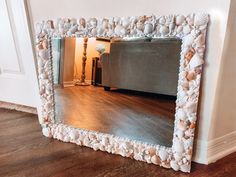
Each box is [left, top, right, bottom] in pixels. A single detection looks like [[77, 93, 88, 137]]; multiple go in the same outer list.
[[52, 37, 181, 146]]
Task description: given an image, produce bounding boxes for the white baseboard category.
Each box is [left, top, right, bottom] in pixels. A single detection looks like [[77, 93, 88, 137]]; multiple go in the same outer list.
[[0, 101, 37, 114], [193, 131, 236, 164], [207, 131, 236, 164]]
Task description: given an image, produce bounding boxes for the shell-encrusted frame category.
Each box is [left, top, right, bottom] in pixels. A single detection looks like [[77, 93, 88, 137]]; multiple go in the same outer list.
[[35, 13, 209, 173]]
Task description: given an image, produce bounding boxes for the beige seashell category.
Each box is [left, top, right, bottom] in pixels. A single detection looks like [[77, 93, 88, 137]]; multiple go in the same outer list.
[[189, 53, 204, 69], [159, 26, 169, 35], [170, 160, 180, 171], [147, 147, 156, 156], [186, 71, 197, 81], [194, 13, 209, 26], [159, 149, 168, 161], [178, 120, 187, 131], [190, 122, 196, 129], [176, 15, 185, 25], [184, 48, 195, 62], [151, 155, 161, 165]]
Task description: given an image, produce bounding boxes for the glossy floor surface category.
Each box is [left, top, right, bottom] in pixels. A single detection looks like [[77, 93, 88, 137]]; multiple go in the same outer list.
[[0, 108, 235, 177], [55, 86, 176, 146]]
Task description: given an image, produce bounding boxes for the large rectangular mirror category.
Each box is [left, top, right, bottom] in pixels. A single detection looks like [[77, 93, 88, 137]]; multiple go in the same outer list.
[[35, 14, 208, 173], [53, 37, 181, 147]]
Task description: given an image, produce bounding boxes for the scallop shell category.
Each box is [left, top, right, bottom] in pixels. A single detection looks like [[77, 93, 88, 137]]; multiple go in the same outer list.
[[189, 53, 204, 69], [194, 13, 209, 26], [176, 15, 185, 25], [144, 23, 153, 35]]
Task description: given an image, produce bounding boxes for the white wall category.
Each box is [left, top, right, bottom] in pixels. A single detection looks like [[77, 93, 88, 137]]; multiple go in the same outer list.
[[27, 0, 233, 163], [207, 0, 236, 162]]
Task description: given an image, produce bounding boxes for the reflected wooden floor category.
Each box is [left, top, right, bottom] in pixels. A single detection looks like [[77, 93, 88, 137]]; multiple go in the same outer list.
[[55, 86, 176, 146]]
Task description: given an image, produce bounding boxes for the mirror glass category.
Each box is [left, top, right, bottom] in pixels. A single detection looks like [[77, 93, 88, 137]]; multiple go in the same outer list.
[[52, 37, 181, 147]]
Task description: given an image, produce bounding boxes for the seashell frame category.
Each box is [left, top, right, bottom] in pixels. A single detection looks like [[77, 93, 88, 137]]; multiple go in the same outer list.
[[35, 13, 209, 173]]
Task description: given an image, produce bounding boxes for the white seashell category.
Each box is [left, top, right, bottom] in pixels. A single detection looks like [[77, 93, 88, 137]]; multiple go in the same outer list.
[[159, 16, 166, 25], [174, 152, 182, 161], [176, 15, 185, 25], [38, 50, 49, 59], [170, 160, 180, 171], [63, 136, 70, 142], [176, 130, 184, 139], [184, 138, 194, 149], [173, 140, 184, 153], [159, 149, 168, 161], [180, 164, 191, 172], [194, 13, 209, 26], [194, 34, 205, 47], [151, 155, 160, 165], [189, 53, 204, 69], [176, 25, 183, 34], [144, 23, 153, 35], [183, 25, 191, 35], [185, 101, 198, 115], [159, 26, 169, 35], [42, 127, 51, 137], [91, 28, 97, 36], [114, 25, 125, 36], [97, 27, 104, 36], [122, 17, 130, 28], [189, 115, 197, 122], [183, 34, 194, 47], [176, 109, 187, 120]]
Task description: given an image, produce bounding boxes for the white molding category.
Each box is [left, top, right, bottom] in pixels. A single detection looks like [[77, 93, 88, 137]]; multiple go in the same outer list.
[[207, 131, 236, 163], [192, 139, 208, 164], [0, 101, 37, 114]]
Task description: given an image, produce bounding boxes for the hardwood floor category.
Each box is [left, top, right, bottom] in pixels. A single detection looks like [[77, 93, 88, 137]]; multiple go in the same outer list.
[[0, 108, 235, 177], [55, 86, 176, 146]]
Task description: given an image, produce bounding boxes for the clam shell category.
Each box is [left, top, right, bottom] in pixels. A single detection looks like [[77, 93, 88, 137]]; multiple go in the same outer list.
[[189, 53, 204, 69], [194, 13, 209, 26]]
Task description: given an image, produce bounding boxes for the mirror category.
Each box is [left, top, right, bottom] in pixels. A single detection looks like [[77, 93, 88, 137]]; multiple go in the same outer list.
[[52, 37, 181, 147], [35, 14, 208, 173]]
